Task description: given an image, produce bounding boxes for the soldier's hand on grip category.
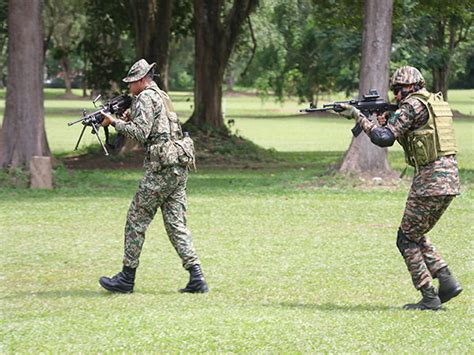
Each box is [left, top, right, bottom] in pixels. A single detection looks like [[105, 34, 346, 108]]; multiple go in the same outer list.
[[100, 111, 114, 127], [121, 110, 131, 122], [377, 111, 390, 126], [338, 103, 360, 120]]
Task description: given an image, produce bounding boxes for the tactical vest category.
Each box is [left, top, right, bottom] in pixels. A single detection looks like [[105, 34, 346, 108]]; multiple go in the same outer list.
[[397, 91, 457, 170]]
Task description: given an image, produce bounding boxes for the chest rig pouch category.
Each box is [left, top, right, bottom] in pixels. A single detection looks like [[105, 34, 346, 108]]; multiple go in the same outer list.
[[149, 90, 196, 170], [399, 91, 458, 170]]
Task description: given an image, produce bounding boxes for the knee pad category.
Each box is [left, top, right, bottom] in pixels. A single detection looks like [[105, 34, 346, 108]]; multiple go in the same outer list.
[[396, 228, 417, 256]]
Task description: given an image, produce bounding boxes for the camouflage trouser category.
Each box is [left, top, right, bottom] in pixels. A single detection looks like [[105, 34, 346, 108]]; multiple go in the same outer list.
[[398, 190, 454, 289], [122, 165, 200, 269]]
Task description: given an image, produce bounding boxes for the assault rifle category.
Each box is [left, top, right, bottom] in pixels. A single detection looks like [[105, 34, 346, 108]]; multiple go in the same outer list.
[[68, 94, 132, 155], [299, 89, 398, 137]]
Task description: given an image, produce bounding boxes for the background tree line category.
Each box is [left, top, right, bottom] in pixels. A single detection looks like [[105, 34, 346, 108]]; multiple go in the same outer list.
[[0, 0, 472, 178], [0, 0, 472, 99]]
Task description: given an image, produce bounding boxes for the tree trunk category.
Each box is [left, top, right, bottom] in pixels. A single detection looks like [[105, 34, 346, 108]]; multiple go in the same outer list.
[[339, 0, 393, 177], [82, 50, 88, 97], [129, 0, 172, 92], [188, 0, 257, 131], [0, 0, 50, 169], [432, 67, 449, 100], [153, 0, 172, 92], [61, 56, 73, 96]]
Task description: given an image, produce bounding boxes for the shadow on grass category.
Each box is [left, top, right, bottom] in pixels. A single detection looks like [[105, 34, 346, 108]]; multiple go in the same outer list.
[[2, 288, 178, 300], [276, 302, 400, 312]]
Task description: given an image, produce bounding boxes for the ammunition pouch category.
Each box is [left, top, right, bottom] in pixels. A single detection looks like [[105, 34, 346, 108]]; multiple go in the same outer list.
[[149, 135, 195, 170]]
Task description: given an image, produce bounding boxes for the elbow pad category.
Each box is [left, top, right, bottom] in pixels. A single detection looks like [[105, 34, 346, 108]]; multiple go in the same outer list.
[[369, 127, 395, 147]]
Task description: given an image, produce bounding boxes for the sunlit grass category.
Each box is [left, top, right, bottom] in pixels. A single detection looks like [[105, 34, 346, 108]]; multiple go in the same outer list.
[[0, 88, 473, 352]]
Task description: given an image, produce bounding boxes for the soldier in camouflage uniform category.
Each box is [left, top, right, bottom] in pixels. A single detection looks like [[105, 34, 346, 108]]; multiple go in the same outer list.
[[339, 66, 462, 310], [98, 59, 208, 294]]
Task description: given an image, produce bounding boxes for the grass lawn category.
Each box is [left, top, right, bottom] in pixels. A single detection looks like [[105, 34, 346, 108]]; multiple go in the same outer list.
[[0, 89, 473, 352]]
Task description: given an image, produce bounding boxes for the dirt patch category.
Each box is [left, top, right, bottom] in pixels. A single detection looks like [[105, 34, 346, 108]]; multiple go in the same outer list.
[[61, 130, 281, 171]]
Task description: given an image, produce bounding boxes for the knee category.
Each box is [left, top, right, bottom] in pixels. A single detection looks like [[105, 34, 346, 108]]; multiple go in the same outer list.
[[396, 228, 417, 256]]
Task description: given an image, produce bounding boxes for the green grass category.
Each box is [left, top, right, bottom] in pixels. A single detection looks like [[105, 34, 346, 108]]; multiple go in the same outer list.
[[1, 89, 473, 352]]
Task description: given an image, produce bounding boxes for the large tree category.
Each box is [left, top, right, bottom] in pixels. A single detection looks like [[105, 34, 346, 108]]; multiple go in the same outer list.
[[392, 0, 472, 100], [129, 0, 173, 92], [0, 0, 50, 168], [339, 0, 393, 176], [187, 0, 259, 131]]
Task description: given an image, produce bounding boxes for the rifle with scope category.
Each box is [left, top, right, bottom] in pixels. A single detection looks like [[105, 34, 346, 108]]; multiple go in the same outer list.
[[68, 94, 132, 156], [299, 89, 398, 137]]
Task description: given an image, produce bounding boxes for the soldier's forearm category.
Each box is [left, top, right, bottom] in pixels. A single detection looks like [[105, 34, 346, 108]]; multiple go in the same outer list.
[[356, 113, 375, 136]]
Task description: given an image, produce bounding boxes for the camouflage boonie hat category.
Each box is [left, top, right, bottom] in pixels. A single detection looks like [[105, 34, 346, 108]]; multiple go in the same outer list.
[[391, 66, 425, 88], [122, 59, 156, 83]]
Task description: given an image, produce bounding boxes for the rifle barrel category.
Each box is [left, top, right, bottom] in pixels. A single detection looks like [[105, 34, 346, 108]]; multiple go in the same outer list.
[[68, 117, 86, 126]]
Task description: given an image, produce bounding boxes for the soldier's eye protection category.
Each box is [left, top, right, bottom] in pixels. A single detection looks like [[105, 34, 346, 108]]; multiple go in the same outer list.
[[392, 85, 403, 95]]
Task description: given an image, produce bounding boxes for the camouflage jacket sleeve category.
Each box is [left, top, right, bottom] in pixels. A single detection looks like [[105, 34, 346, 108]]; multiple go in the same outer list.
[[385, 98, 428, 138], [354, 97, 427, 144], [114, 92, 162, 143], [355, 111, 376, 135]]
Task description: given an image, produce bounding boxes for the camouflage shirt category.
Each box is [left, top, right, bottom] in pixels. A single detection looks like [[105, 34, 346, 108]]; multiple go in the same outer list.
[[356, 89, 460, 196], [115, 81, 163, 145]]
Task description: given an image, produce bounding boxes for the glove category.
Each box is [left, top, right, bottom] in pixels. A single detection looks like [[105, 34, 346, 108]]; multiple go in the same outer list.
[[338, 104, 360, 120]]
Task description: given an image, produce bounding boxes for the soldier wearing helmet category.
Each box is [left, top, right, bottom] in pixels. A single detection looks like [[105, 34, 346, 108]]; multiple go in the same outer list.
[[98, 59, 209, 294], [339, 66, 462, 310]]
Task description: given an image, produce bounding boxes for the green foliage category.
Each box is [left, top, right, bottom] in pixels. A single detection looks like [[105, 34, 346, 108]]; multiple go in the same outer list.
[[168, 37, 195, 90], [82, 0, 135, 94], [240, 0, 363, 103], [0, 166, 29, 188], [450, 32, 474, 89], [392, 0, 473, 89]]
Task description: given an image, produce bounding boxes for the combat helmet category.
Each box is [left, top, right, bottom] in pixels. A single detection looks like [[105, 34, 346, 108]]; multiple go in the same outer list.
[[390, 66, 425, 89]]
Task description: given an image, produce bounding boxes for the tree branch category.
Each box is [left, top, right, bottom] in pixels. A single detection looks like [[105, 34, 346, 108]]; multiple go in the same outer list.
[[240, 16, 257, 79]]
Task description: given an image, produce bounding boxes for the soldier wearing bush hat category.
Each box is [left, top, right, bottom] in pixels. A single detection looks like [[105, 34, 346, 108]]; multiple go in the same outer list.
[[122, 59, 156, 83], [338, 66, 462, 310], [98, 59, 209, 295]]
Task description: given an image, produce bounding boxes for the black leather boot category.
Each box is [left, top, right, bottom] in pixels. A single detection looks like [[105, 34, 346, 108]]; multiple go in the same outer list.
[[179, 264, 209, 293], [99, 265, 136, 293], [437, 267, 462, 303], [403, 284, 441, 310]]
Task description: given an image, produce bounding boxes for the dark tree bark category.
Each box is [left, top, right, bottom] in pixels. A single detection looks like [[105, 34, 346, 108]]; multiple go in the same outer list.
[[339, 0, 393, 176], [187, 0, 258, 131], [61, 56, 74, 96], [0, 0, 50, 169], [129, 0, 172, 92], [429, 19, 468, 101]]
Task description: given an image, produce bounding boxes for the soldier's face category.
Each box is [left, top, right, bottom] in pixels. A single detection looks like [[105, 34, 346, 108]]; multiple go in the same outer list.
[[128, 79, 145, 96], [394, 84, 414, 101]]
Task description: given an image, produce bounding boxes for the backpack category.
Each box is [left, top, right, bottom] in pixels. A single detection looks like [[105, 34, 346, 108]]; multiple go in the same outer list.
[[150, 91, 196, 171]]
